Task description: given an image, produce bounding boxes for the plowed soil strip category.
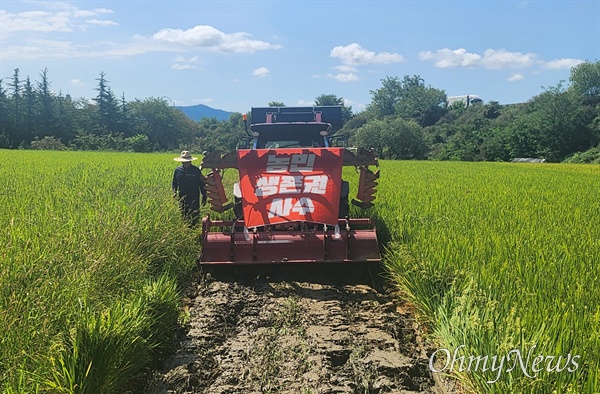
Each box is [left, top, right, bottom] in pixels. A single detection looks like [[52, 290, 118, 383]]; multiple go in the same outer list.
[[148, 267, 444, 394]]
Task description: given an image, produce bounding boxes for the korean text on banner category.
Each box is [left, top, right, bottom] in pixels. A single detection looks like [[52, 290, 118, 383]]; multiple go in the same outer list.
[[237, 148, 343, 227]]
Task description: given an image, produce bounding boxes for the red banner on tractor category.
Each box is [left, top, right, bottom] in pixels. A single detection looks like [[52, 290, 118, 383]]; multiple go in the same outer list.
[[237, 148, 343, 227]]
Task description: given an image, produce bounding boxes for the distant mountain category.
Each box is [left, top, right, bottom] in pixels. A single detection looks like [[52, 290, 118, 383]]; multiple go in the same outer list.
[[175, 104, 233, 122]]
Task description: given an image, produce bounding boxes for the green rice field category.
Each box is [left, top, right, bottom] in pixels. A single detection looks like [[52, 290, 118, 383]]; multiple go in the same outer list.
[[379, 161, 600, 393], [0, 150, 598, 393], [0, 150, 198, 393]]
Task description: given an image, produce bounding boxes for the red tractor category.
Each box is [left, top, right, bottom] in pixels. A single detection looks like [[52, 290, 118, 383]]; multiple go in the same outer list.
[[199, 106, 380, 265]]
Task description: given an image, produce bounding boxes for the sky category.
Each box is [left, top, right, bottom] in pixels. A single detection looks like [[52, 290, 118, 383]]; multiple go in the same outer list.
[[1, 0, 598, 114]]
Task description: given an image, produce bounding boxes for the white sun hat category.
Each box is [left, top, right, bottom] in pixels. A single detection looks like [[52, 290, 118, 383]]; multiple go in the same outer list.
[[174, 150, 198, 162]]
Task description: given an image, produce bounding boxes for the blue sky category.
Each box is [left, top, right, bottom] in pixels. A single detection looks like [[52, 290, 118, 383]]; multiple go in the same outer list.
[[1, 1, 598, 114]]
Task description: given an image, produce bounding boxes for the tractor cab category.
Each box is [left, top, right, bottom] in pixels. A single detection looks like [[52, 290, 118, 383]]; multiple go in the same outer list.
[[245, 106, 344, 149]]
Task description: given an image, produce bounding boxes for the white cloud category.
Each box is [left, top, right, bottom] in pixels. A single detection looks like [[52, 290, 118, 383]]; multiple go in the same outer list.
[[508, 74, 525, 82], [252, 67, 270, 78], [330, 43, 404, 66], [328, 43, 402, 83], [334, 64, 358, 73], [86, 19, 118, 27], [0, 4, 116, 39], [480, 48, 537, 69], [0, 10, 72, 37], [69, 79, 84, 87], [327, 72, 359, 82], [72, 8, 113, 18], [543, 58, 584, 70], [421, 47, 538, 70], [152, 25, 282, 53], [1, 33, 181, 60], [420, 49, 582, 75], [296, 99, 315, 106], [1, 6, 276, 60], [0, 38, 88, 59], [419, 48, 481, 68]]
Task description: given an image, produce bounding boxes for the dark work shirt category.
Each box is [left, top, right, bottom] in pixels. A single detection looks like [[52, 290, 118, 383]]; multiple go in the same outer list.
[[172, 164, 207, 201]]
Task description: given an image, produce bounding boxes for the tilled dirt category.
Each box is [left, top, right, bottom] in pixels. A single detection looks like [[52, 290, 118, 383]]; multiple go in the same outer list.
[[147, 265, 449, 394]]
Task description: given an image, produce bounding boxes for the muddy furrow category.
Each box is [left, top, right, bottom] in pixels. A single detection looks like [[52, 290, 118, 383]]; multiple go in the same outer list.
[[147, 267, 446, 394]]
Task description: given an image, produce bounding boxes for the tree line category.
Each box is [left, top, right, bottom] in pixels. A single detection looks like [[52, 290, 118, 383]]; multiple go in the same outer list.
[[348, 62, 600, 163], [1, 62, 599, 162]]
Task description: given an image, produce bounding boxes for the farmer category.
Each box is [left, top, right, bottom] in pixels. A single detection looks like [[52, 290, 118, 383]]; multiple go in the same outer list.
[[172, 151, 207, 227]]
